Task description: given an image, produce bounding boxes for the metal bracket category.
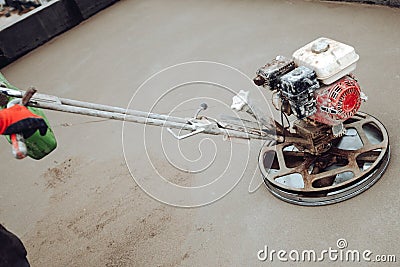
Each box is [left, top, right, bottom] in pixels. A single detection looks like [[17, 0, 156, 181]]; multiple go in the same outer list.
[[0, 87, 62, 105], [167, 127, 206, 140], [231, 90, 249, 111], [167, 117, 213, 140]]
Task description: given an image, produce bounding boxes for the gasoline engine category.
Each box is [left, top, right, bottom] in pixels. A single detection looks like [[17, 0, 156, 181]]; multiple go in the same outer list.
[[253, 38, 367, 155], [253, 38, 390, 205]]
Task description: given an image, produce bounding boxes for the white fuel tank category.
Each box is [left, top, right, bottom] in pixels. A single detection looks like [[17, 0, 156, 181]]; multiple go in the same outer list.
[[292, 37, 359, 85]]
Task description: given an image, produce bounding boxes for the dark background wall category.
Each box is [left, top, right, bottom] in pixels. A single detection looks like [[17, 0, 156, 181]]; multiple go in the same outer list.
[[327, 0, 400, 7], [0, 0, 118, 69], [0, 0, 398, 69], [73, 0, 118, 19]]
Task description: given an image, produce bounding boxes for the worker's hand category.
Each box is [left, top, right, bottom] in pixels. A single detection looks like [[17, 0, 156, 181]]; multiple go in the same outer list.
[[0, 104, 48, 138]]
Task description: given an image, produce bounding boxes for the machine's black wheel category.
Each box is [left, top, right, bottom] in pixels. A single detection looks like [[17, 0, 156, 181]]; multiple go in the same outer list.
[[259, 112, 390, 206]]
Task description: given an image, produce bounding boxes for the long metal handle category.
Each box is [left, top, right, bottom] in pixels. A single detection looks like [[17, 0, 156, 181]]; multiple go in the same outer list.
[[1, 87, 277, 141], [58, 98, 189, 124]]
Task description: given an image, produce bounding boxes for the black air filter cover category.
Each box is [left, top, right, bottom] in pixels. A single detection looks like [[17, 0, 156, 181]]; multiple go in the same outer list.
[[280, 66, 320, 119], [254, 56, 295, 90]]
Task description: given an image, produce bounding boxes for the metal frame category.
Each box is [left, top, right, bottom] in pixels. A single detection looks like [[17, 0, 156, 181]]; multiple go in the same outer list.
[[259, 112, 390, 206]]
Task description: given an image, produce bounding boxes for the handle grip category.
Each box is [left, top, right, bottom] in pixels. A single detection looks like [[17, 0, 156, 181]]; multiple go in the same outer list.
[[7, 87, 37, 160], [11, 133, 27, 159]]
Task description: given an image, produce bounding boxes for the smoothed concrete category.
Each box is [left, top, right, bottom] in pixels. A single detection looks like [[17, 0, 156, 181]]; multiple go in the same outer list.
[[0, 0, 399, 266]]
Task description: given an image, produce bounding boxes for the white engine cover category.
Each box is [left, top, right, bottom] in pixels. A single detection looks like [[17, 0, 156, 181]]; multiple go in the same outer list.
[[292, 37, 359, 85]]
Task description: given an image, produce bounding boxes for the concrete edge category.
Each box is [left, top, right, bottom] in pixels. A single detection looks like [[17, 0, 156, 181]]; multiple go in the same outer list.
[[0, 0, 119, 69], [325, 0, 400, 8]]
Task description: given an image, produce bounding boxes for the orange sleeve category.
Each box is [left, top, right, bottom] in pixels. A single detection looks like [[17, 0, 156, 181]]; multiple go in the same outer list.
[[0, 105, 41, 134]]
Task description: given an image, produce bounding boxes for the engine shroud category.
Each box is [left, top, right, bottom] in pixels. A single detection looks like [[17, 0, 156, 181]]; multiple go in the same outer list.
[[310, 76, 362, 125]]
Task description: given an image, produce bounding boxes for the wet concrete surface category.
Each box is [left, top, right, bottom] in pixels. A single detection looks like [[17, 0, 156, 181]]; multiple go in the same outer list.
[[0, 0, 399, 266]]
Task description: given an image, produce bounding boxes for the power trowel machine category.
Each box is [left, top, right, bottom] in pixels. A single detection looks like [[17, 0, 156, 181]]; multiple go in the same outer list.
[[0, 37, 390, 206]]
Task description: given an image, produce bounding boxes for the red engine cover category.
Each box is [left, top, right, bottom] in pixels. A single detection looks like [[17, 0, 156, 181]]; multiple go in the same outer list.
[[310, 76, 362, 125]]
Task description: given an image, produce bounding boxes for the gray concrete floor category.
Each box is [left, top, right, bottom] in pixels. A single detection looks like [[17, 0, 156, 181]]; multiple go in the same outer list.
[[1, 0, 399, 266]]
